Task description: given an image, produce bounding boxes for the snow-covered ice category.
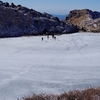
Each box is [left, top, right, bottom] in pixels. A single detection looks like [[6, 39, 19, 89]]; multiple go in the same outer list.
[[0, 32, 100, 100]]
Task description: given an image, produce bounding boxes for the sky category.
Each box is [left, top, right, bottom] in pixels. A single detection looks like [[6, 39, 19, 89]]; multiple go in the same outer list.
[[2, 0, 100, 14]]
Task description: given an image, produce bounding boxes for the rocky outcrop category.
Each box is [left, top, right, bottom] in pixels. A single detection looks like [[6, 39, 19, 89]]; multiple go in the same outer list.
[[66, 9, 100, 32], [0, 1, 78, 38]]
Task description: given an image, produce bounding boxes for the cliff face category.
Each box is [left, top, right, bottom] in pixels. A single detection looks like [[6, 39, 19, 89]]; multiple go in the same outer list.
[[66, 9, 100, 32], [0, 1, 78, 37]]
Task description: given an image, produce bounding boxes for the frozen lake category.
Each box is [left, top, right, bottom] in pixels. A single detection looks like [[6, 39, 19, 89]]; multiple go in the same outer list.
[[0, 32, 100, 100]]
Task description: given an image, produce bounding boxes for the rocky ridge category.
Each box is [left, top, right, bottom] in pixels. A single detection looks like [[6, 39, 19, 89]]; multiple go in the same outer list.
[[66, 9, 100, 32], [0, 1, 78, 37]]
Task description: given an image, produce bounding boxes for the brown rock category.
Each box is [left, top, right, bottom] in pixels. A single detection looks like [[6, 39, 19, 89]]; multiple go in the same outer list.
[[66, 9, 100, 32]]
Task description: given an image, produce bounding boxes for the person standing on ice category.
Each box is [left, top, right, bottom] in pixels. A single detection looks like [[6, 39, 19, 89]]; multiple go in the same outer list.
[[42, 37, 43, 41]]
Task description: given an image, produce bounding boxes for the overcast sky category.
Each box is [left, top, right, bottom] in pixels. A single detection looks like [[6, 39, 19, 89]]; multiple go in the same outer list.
[[2, 0, 100, 14]]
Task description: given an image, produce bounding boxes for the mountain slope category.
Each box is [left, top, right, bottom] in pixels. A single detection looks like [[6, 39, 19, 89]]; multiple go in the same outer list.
[[0, 1, 78, 37], [65, 9, 100, 32]]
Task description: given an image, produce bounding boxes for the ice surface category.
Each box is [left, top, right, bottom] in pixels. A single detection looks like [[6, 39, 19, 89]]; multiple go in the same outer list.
[[0, 32, 100, 100]]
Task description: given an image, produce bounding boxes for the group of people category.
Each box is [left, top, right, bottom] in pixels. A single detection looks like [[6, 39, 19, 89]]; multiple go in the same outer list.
[[41, 34, 56, 41]]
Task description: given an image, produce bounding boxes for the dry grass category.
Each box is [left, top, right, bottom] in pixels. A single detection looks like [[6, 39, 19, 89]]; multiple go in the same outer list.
[[22, 87, 100, 100]]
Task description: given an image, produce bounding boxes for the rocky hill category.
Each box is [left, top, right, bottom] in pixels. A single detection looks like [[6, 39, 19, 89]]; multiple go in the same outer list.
[[66, 9, 100, 32], [0, 1, 78, 38]]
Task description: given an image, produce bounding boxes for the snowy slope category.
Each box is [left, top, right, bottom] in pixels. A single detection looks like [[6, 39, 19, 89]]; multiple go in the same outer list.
[[0, 32, 100, 100]]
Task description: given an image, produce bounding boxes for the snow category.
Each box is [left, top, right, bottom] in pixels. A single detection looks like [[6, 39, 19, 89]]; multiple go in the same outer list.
[[0, 32, 100, 100], [94, 24, 97, 27]]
